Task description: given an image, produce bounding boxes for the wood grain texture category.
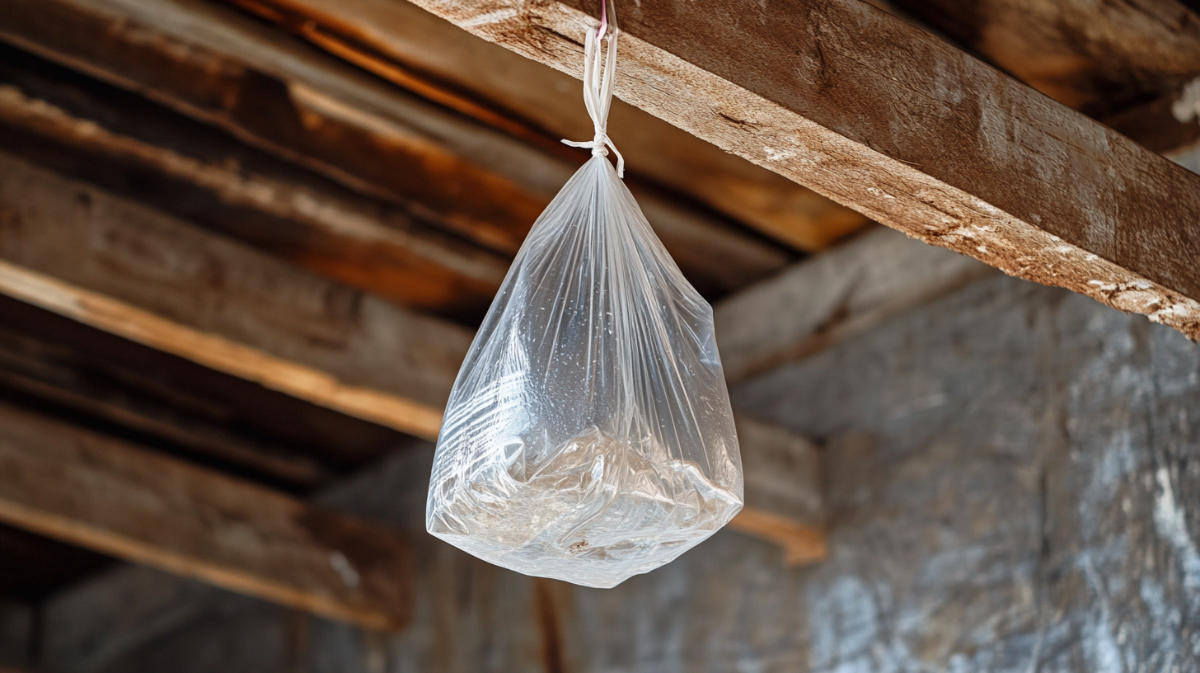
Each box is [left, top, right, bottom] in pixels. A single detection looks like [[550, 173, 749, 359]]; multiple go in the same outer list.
[[0, 316, 332, 490], [0, 47, 507, 322], [0, 291, 409, 478], [731, 414, 827, 565], [0, 402, 412, 630], [715, 227, 995, 382], [219, 0, 870, 252], [0, 151, 471, 440], [407, 0, 1200, 341], [0, 0, 792, 297], [0, 152, 823, 558], [886, 0, 1200, 118]]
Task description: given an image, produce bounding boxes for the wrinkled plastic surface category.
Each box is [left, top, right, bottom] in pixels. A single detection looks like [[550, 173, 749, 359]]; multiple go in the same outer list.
[[426, 155, 743, 588]]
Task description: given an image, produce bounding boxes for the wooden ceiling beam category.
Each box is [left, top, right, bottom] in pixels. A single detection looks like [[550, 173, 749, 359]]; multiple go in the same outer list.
[[215, 0, 871, 252], [0, 401, 412, 630], [407, 0, 1200, 341], [883, 0, 1200, 120], [716, 227, 995, 384], [0, 151, 823, 561], [1104, 77, 1200, 163], [0, 0, 791, 297], [0, 151, 470, 440], [0, 45, 508, 322]]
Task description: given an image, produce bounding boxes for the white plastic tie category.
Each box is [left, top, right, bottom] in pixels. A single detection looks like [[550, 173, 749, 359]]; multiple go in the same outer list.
[[562, 25, 625, 178]]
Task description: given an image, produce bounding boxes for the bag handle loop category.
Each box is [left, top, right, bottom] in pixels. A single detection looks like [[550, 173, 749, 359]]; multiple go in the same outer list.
[[562, 1, 625, 177]]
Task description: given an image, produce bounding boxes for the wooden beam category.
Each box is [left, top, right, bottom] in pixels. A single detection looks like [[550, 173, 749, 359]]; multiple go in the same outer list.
[[0, 48, 507, 322], [1105, 76, 1200, 162], [0, 150, 471, 440], [0, 0, 791, 297], [406, 0, 1200, 341], [217, 0, 870, 252], [0, 401, 412, 630], [731, 414, 826, 565], [0, 290, 409, 480], [716, 227, 995, 383], [884, 0, 1200, 119], [0, 317, 333, 490], [0, 152, 823, 561]]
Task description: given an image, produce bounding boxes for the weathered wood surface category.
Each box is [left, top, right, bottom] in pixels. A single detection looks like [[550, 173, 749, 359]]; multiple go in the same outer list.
[[0, 310, 331, 490], [0, 151, 471, 440], [0, 45, 508, 321], [409, 0, 1200, 341], [219, 0, 870, 252], [0, 292, 408, 480], [734, 414, 826, 565], [1106, 75, 1200, 164], [0, 0, 792, 297], [716, 227, 995, 382], [886, 0, 1200, 118], [0, 401, 413, 630], [56, 275, 1200, 672]]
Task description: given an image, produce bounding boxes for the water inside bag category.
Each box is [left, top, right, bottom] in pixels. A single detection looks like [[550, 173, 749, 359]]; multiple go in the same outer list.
[[426, 20, 742, 588], [426, 157, 743, 588]]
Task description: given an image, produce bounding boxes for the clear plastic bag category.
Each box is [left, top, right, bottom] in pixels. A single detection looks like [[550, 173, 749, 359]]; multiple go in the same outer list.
[[425, 20, 743, 589]]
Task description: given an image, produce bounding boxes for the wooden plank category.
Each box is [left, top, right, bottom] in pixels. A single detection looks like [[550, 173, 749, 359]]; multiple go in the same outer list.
[[730, 414, 827, 565], [0, 0, 791, 297], [885, 0, 1200, 118], [1105, 76, 1200, 162], [0, 401, 412, 630], [407, 0, 1200, 342], [882, 0, 1200, 168], [0, 153, 822, 558], [0, 45, 508, 322], [0, 291, 409, 479], [0, 150, 471, 440], [219, 0, 870, 252], [0, 320, 332, 490], [716, 227, 995, 382]]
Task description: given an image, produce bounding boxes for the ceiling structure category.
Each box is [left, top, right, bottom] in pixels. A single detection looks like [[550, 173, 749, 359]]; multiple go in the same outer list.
[[0, 0, 1196, 654]]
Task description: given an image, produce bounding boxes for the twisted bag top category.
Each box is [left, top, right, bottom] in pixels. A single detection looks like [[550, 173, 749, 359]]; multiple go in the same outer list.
[[425, 19, 744, 589]]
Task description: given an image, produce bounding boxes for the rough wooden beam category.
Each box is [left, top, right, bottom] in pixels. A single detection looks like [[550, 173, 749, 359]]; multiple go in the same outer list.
[[0, 319, 332, 490], [0, 291, 408, 481], [884, 0, 1200, 119], [731, 414, 826, 565], [0, 150, 471, 440], [218, 0, 870, 252], [1105, 76, 1200, 164], [716, 227, 995, 382], [407, 0, 1200, 341], [0, 152, 823, 560], [0, 401, 412, 630], [0, 0, 791, 297], [0, 46, 508, 322]]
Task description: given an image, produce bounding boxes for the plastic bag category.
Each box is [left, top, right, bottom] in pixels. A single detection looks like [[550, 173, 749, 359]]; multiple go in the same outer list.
[[426, 18, 743, 589]]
